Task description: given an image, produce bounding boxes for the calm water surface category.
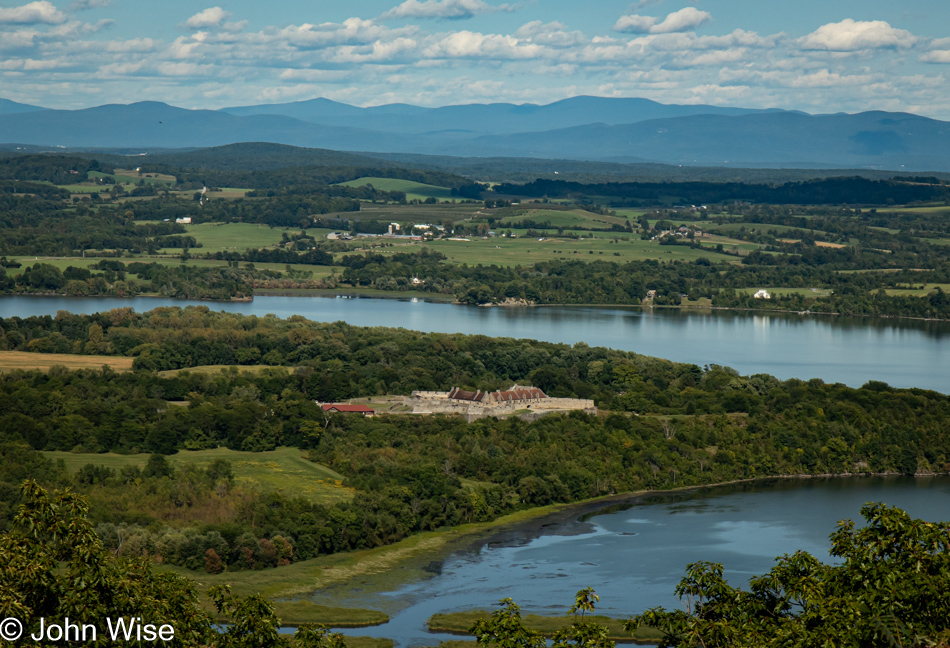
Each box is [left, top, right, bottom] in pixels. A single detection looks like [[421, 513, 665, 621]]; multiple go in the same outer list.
[[2, 294, 950, 391], [326, 477, 950, 647]]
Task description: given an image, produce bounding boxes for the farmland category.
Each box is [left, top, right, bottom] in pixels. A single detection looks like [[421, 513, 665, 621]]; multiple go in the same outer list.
[[0, 350, 134, 373], [43, 447, 354, 506], [336, 177, 456, 202]]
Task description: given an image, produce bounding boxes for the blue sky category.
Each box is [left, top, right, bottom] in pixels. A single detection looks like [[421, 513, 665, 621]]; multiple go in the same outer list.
[[2, 0, 950, 118]]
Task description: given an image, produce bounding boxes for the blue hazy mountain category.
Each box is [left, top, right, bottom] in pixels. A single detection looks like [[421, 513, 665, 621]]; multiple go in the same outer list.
[[0, 98, 45, 115], [1, 97, 949, 170], [219, 95, 787, 135]]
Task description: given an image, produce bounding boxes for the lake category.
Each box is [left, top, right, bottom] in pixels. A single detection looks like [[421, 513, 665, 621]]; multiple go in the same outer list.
[[2, 294, 950, 391], [321, 476, 950, 647]]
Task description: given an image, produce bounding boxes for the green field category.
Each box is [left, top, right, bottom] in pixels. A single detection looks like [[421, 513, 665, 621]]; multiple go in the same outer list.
[[883, 283, 950, 296], [736, 287, 835, 298], [875, 205, 950, 214], [707, 222, 829, 237], [500, 208, 629, 229], [412, 233, 739, 266], [162, 223, 338, 253], [43, 447, 353, 505], [156, 364, 287, 378], [337, 177, 455, 202]]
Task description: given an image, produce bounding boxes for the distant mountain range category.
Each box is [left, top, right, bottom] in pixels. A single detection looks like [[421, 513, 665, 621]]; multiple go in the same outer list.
[[1, 96, 948, 171]]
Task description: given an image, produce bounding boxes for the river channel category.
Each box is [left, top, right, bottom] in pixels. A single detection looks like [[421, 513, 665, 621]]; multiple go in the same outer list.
[[2, 294, 950, 391], [325, 476, 950, 647]]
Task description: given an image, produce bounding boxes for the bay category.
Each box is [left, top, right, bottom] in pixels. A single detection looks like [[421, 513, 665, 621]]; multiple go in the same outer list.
[[326, 476, 950, 647], [2, 294, 950, 391]]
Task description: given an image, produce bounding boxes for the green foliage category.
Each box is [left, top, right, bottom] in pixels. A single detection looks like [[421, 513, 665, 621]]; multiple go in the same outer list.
[[0, 482, 351, 648], [471, 598, 545, 648], [551, 589, 614, 648], [625, 504, 950, 647], [472, 591, 617, 648], [0, 481, 214, 648]]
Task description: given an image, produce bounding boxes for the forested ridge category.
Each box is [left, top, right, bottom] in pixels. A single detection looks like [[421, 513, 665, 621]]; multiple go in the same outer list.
[[1, 308, 948, 577], [493, 176, 950, 206]]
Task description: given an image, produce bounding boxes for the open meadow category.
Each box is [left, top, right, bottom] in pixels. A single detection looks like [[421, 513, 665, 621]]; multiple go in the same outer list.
[[0, 350, 134, 373], [415, 233, 740, 266], [336, 177, 456, 202], [43, 447, 353, 506]]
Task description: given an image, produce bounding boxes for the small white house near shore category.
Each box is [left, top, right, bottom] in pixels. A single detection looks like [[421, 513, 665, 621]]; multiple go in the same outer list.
[[753, 289, 771, 299]]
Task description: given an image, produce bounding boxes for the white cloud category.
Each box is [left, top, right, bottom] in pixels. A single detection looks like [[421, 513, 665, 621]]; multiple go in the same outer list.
[[800, 19, 916, 51], [425, 30, 540, 59], [105, 38, 160, 53], [514, 21, 584, 48], [614, 14, 657, 34], [278, 68, 349, 82], [614, 8, 710, 34], [921, 50, 950, 63], [184, 7, 231, 30], [380, 0, 509, 21], [0, 30, 36, 49], [0, 1, 66, 25]]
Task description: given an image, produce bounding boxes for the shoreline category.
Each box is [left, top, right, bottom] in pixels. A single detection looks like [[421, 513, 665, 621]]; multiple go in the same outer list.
[[3, 290, 950, 324], [186, 472, 943, 628]]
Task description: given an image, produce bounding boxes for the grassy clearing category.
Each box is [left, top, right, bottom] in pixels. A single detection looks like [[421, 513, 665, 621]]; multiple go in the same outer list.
[[0, 350, 133, 373], [883, 283, 950, 297], [417, 234, 738, 267], [165, 223, 330, 253], [736, 287, 834, 297], [43, 447, 352, 506], [157, 365, 287, 378], [337, 177, 455, 202], [269, 601, 389, 628], [500, 209, 629, 229], [112, 169, 178, 183], [875, 205, 950, 214], [701, 235, 763, 252], [196, 596, 390, 631], [428, 611, 662, 644], [163, 501, 582, 606]]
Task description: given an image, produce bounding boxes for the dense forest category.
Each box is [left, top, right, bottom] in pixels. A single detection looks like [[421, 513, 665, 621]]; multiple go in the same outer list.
[[1, 308, 948, 575], [492, 176, 950, 206]]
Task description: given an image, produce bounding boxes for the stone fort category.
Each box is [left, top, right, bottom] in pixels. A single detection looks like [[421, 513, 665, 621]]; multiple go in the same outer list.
[[410, 384, 596, 421]]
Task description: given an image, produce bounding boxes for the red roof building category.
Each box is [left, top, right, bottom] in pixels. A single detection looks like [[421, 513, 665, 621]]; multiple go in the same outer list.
[[321, 403, 375, 417]]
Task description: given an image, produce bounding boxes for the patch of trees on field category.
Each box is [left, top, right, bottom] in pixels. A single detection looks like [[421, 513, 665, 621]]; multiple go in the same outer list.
[[0, 154, 111, 185], [0, 262, 255, 300]]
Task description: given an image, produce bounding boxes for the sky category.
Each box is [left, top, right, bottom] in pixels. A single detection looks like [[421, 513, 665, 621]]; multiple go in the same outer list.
[[2, 0, 950, 118]]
